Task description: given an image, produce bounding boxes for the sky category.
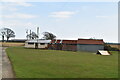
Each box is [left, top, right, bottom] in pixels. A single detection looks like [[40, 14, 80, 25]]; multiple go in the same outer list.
[[0, 0, 119, 43]]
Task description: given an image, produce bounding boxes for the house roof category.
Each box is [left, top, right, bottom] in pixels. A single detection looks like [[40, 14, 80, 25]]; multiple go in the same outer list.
[[26, 39, 51, 43], [77, 39, 104, 45], [51, 39, 104, 45], [51, 39, 61, 43], [62, 40, 77, 44], [51, 39, 77, 44]]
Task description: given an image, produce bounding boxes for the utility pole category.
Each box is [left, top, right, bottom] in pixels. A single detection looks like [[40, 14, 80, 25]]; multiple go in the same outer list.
[[36, 27, 39, 49], [30, 30, 31, 39], [37, 27, 39, 39]]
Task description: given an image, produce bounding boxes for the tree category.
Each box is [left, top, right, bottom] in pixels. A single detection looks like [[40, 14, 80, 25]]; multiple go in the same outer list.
[[0, 28, 15, 41], [42, 32, 56, 40], [104, 43, 119, 51], [0, 28, 5, 42], [26, 32, 38, 39]]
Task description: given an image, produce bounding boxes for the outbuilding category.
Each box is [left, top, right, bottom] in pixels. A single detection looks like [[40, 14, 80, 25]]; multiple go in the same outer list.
[[25, 39, 51, 49], [62, 40, 77, 51], [49, 38, 104, 52], [77, 39, 104, 52]]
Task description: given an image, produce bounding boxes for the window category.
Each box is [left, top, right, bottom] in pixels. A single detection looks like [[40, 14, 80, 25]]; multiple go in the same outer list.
[[28, 42, 34, 45], [40, 43, 45, 45]]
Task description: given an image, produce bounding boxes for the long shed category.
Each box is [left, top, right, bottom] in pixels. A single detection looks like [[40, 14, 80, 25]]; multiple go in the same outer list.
[[25, 39, 51, 49], [77, 39, 104, 52], [49, 38, 104, 52]]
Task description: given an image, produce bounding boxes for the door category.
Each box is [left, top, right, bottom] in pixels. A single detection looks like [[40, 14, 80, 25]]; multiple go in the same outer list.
[[35, 43, 38, 49]]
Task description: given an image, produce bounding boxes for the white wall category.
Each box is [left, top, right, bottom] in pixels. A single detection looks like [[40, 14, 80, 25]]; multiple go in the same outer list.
[[25, 42, 48, 49], [25, 43, 35, 48], [38, 43, 48, 48]]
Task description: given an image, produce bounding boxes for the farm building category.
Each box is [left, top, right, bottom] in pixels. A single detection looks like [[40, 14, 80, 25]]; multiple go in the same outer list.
[[25, 39, 51, 49], [62, 40, 77, 51], [48, 40, 63, 50], [49, 39, 104, 52], [49, 39, 77, 51], [77, 39, 104, 52]]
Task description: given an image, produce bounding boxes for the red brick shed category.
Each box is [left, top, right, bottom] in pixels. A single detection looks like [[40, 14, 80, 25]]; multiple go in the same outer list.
[[49, 38, 104, 52], [62, 40, 77, 51]]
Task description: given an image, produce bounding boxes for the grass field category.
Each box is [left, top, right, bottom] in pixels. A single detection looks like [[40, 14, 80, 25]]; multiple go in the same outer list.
[[6, 47, 118, 78]]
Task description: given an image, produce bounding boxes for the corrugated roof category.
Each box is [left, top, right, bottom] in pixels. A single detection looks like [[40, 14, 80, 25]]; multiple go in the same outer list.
[[77, 39, 104, 45], [51, 39, 61, 43], [26, 39, 51, 43], [51, 39, 104, 45], [62, 40, 77, 44], [51, 40, 56, 43]]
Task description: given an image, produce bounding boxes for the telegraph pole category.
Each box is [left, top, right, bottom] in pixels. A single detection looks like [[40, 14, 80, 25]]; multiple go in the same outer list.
[[30, 30, 31, 39], [37, 27, 39, 39]]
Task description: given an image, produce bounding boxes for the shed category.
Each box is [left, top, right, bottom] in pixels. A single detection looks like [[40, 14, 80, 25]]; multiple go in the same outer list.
[[25, 39, 51, 49], [49, 38, 105, 52], [77, 39, 104, 52], [62, 40, 77, 51], [49, 39, 63, 50]]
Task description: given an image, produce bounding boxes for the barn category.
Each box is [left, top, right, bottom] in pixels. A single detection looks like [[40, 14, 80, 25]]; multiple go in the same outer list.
[[49, 39, 77, 51], [77, 39, 104, 52], [49, 38, 104, 52], [25, 39, 51, 49], [48, 39, 62, 50], [62, 40, 77, 51]]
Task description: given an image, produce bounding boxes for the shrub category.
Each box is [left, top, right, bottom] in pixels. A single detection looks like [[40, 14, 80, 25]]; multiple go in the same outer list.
[[104, 44, 119, 51]]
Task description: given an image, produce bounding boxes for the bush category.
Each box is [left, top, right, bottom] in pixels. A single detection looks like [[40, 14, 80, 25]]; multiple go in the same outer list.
[[104, 44, 119, 51]]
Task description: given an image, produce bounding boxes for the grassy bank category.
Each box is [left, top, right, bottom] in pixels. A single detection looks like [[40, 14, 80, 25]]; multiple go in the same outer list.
[[6, 47, 118, 78]]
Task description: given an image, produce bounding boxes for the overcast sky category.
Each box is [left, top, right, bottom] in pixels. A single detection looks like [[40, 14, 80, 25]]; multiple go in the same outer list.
[[0, 0, 119, 43]]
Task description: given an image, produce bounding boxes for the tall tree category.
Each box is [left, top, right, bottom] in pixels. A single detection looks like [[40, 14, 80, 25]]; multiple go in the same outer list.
[[0, 28, 15, 41], [0, 28, 5, 42], [26, 32, 38, 39], [42, 32, 56, 40]]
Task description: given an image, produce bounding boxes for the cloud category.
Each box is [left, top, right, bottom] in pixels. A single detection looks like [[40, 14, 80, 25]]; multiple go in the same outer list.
[[0, 20, 38, 29], [1, 0, 33, 7], [96, 16, 109, 18], [2, 13, 37, 19], [1, 0, 118, 2], [0, 5, 18, 12], [10, 2, 33, 7], [50, 11, 76, 18], [96, 15, 118, 19], [0, 1, 34, 16], [0, 20, 39, 39]]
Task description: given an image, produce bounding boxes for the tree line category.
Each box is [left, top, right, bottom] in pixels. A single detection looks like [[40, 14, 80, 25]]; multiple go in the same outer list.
[[0, 28, 56, 42]]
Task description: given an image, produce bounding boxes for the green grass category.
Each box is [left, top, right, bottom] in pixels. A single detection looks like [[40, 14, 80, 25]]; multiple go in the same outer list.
[[6, 47, 118, 78]]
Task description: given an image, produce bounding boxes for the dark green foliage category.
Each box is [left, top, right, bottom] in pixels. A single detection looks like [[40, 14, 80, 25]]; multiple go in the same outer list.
[[104, 44, 119, 51], [42, 32, 56, 40], [0, 28, 15, 42]]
